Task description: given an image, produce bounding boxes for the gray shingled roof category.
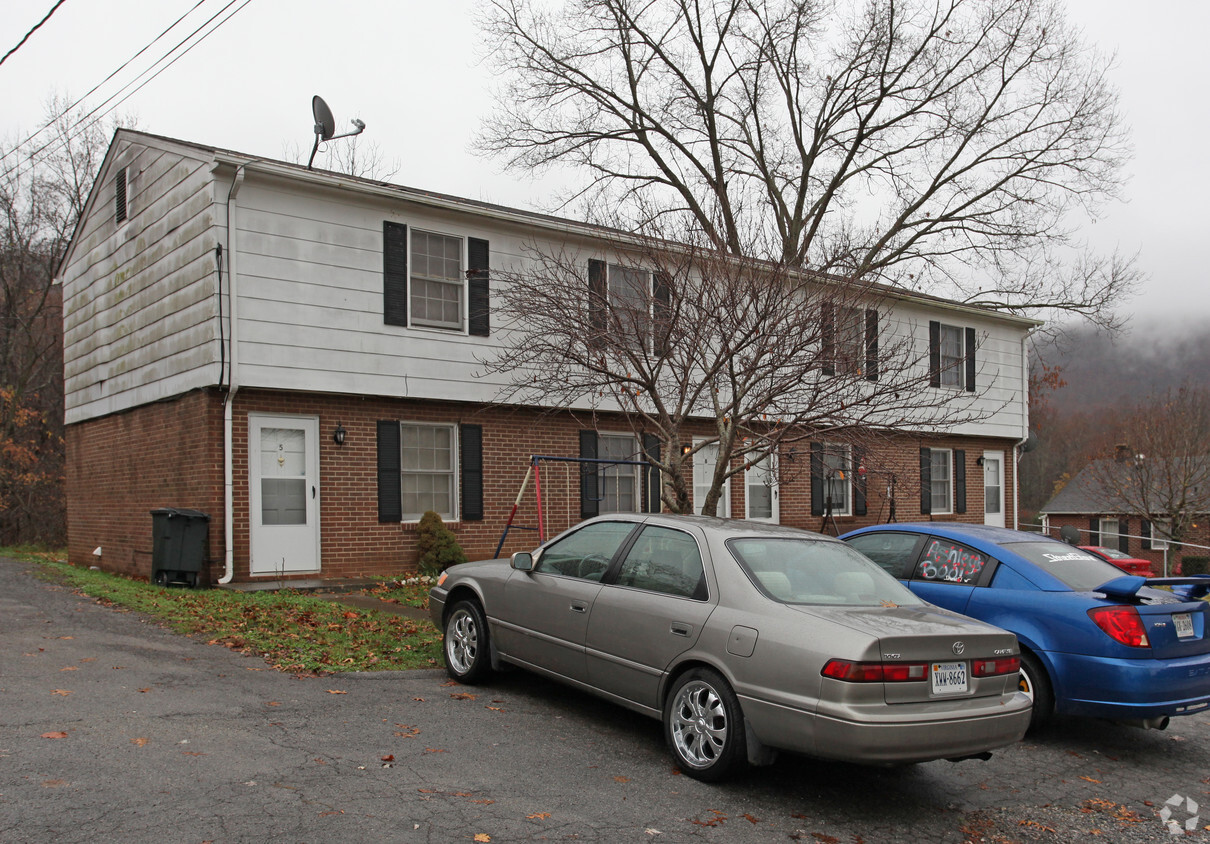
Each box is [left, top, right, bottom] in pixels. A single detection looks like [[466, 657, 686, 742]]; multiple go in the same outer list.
[[1040, 457, 1210, 515]]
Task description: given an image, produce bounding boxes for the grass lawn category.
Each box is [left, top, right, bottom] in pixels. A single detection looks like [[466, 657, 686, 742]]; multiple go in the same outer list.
[[3, 548, 443, 674]]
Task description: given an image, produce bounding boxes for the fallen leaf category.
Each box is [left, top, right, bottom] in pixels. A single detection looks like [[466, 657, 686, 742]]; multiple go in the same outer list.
[[472, 799, 496, 805], [744, 814, 759, 823], [527, 812, 551, 820], [50, 689, 72, 696], [342, 611, 360, 619], [60, 666, 78, 672], [138, 688, 152, 693], [424, 747, 447, 753], [394, 725, 420, 739], [132, 737, 150, 747], [614, 776, 630, 783], [327, 690, 347, 695], [318, 810, 345, 817], [80, 658, 95, 662], [451, 692, 477, 700], [42, 779, 69, 787], [412, 697, 426, 702], [381, 755, 395, 762], [266, 701, 281, 707], [57, 636, 74, 640], [1080, 776, 1103, 784], [41, 731, 68, 739], [474, 835, 491, 843]]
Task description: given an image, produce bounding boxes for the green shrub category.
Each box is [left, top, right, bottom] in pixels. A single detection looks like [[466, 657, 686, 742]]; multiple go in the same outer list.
[[415, 510, 467, 577], [1180, 556, 1209, 576]]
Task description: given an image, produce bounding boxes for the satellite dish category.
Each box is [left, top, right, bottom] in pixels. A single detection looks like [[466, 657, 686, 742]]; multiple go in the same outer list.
[[307, 95, 367, 170], [313, 95, 336, 141], [1059, 524, 1081, 545], [1020, 431, 1039, 453]]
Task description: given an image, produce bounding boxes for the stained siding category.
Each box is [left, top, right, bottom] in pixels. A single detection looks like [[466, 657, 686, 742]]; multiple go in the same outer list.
[[62, 139, 221, 423]]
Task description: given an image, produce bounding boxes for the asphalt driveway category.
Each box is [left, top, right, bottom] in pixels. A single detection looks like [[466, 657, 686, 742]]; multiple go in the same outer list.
[[1, 556, 1205, 843]]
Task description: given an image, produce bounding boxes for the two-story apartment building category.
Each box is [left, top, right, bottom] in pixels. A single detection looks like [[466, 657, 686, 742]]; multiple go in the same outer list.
[[58, 130, 1039, 585]]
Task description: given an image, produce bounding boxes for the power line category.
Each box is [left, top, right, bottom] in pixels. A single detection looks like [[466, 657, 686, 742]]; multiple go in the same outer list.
[[1, 0, 252, 180], [0, 0, 68, 68]]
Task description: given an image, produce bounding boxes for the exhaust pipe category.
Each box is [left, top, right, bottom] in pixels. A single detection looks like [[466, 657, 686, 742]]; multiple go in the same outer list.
[[946, 751, 993, 762], [1108, 716, 1170, 731]]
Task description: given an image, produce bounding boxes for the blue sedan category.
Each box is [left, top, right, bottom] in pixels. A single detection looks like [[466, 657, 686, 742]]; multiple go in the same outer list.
[[841, 523, 1210, 729]]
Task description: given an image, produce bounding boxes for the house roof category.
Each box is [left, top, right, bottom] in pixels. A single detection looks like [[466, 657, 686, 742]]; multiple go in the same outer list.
[[1040, 457, 1210, 516], [60, 128, 1042, 329]]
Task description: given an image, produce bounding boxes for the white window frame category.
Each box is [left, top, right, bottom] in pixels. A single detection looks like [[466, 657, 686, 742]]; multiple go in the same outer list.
[[599, 432, 641, 514], [692, 439, 731, 517], [821, 443, 853, 516], [938, 323, 965, 389], [745, 447, 780, 523], [400, 422, 459, 521], [1152, 518, 1173, 550], [930, 448, 953, 515], [410, 229, 465, 331], [1099, 517, 1120, 547], [607, 263, 653, 348]]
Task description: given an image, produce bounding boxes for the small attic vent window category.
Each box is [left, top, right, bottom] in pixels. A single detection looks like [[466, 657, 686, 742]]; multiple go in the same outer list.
[[115, 167, 128, 224]]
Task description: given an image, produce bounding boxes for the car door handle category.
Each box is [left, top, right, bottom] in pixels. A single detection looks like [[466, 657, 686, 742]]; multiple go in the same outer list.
[[670, 623, 691, 637], [570, 602, 588, 614]]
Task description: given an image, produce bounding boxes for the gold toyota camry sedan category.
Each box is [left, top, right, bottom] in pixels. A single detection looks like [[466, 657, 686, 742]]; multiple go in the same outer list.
[[430, 514, 1031, 781]]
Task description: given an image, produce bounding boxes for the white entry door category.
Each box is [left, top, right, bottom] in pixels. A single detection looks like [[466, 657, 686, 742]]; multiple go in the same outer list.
[[982, 450, 1005, 528], [249, 415, 320, 575]]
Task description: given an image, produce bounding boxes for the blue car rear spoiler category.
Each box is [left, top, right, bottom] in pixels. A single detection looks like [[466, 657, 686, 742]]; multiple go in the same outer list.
[[1095, 574, 1210, 601]]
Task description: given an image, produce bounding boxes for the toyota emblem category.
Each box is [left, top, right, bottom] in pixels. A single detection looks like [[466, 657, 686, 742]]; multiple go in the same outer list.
[[952, 641, 965, 655]]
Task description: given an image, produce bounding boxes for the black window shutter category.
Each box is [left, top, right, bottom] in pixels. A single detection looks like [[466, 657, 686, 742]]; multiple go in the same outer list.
[[864, 309, 879, 382], [653, 271, 671, 356], [467, 238, 490, 337], [821, 302, 835, 376], [460, 424, 484, 521], [1141, 519, 1152, 550], [376, 420, 402, 523], [853, 447, 868, 516], [810, 442, 825, 516], [1118, 518, 1130, 554], [642, 433, 661, 513], [920, 447, 932, 515], [965, 327, 977, 392], [588, 259, 607, 341], [383, 222, 408, 327], [579, 430, 599, 519], [954, 449, 966, 514], [1088, 517, 1100, 547], [115, 167, 128, 224], [928, 321, 941, 387]]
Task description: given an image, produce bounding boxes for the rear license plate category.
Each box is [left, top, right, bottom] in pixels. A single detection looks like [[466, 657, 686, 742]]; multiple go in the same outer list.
[[1174, 613, 1195, 639], [931, 661, 968, 695]]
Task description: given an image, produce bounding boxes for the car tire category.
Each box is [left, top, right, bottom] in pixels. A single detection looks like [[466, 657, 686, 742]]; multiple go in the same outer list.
[[1018, 651, 1053, 730], [664, 667, 747, 782], [443, 599, 492, 684]]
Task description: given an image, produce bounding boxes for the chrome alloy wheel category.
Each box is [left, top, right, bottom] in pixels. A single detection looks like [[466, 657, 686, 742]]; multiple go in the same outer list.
[[445, 606, 479, 675], [669, 679, 728, 768]]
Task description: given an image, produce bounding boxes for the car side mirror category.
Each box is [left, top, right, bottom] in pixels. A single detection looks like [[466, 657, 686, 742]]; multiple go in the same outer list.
[[510, 551, 534, 572]]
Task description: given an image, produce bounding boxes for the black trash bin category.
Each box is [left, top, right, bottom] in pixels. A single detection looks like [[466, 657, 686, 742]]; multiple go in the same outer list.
[[150, 508, 211, 588]]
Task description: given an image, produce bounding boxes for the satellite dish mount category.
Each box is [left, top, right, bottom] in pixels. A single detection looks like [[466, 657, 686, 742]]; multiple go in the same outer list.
[[308, 95, 366, 170]]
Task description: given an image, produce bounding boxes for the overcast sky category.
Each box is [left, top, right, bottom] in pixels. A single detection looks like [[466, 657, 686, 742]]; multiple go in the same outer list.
[[3, 0, 1205, 329]]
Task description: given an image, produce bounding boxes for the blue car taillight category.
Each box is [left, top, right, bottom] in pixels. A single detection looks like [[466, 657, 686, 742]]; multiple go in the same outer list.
[[1088, 605, 1151, 648]]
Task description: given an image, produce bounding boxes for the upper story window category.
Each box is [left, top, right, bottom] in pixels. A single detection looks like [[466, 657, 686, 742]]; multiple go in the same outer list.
[[382, 221, 490, 336], [929, 320, 976, 392], [822, 304, 879, 380], [587, 259, 667, 351], [411, 230, 463, 330]]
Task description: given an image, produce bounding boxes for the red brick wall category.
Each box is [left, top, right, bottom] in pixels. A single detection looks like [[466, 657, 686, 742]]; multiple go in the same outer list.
[[67, 387, 1023, 583], [65, 389, 225, 578]]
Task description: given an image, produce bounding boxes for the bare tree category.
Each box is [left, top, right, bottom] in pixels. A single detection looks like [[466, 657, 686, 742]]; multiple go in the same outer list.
[[1084, 386, 1210, 556], [477, 0, 1137, 328], [283, 135, 401, 182], [0, 95, 130, 543], [482, 230, 994, 514]]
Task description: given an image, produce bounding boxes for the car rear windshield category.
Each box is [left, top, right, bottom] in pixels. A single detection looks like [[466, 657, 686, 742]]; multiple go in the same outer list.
[[1000, 542, 1126, 590], [728, 537, 923, 606]]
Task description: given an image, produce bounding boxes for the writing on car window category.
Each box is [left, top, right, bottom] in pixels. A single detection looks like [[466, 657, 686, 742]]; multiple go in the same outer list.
[[915, 538, 989, 584]]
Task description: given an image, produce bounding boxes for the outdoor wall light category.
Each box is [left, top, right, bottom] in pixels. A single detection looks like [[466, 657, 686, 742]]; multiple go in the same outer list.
[[975, 456, 985, 466], [681, 443, 693, 456], [333, 423, 347, 446]]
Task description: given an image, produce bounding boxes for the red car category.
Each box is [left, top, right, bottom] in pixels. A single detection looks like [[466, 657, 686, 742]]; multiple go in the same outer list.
[[1080, 546, 1153, 577]]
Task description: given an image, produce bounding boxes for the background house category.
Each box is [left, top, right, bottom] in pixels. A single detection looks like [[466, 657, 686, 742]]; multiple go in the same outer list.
[[58, 130, 1038, 584], [1039, 460, 1210, 575]]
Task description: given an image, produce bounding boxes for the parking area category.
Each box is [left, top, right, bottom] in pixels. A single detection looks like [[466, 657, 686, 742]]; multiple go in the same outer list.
[[1, 555, 1205, 843]]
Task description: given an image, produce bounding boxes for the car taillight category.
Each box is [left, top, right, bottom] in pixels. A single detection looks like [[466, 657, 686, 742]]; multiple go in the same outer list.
[[1088, 606, 1150, 648], [971, 656, 1020, 677], [821, 659, 928, 682]]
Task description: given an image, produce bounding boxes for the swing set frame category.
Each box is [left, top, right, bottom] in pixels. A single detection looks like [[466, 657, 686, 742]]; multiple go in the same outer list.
[[494, 454, 654, 557]]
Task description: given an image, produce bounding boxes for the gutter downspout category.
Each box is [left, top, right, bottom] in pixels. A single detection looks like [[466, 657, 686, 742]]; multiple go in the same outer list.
[[1013, 326, 1042, 531], [219, 164, 246, 585]]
